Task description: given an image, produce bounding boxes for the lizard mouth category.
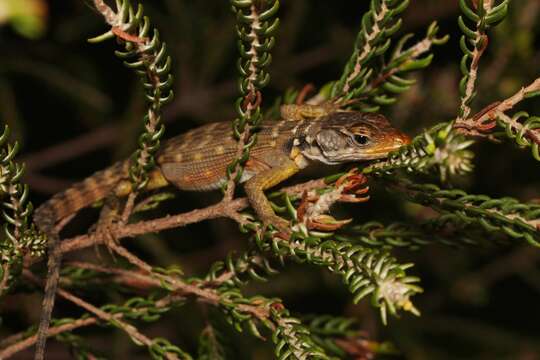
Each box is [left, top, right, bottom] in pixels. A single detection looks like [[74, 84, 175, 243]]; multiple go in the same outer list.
[[362, 132, 411, 158]]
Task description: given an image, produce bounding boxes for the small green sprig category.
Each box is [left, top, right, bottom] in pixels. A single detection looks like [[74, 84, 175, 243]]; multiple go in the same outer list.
[[388, 178, 540, 247], [256, 235, 422, 325], [341, 21, 448, 112], [457, 0, 509, 120], [197, 325, 227, 360], [496, 111, 540, 161], [271, 306, 329, 360], [364, 123, 474, 182], [206, 250, 279, 286], [304, 315, 398, 358], [0, 125, 45, 294], [89, 0, 173, 192], [216, 290, 271, 338], [337, 221, 479, 250], [331, 0, 409, 100], [225, 0, 279, 187], [101, 295, 191, 359], [213, 285, 330, 358]]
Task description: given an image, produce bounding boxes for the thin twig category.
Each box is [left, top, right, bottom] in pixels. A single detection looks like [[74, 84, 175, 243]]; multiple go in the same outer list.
[[340, 2, 390, 97], [23, 178, 326, 267], [455, 77, 540, 139], [24, 271, 180, 360], [64, 252, 273, 323], [0, 317, 98, 359]]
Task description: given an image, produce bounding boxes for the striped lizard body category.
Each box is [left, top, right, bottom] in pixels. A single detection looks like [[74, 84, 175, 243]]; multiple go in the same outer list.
[[34, 109, 409, 224], [33, 106, 410, 359]]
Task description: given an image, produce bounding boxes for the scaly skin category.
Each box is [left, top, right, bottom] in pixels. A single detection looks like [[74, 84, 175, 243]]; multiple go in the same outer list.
[[32, 105, 410, 359]]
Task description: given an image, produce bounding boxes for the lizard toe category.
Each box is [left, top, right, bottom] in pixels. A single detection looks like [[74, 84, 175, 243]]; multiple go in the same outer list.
[[262, 215, 291, 238]]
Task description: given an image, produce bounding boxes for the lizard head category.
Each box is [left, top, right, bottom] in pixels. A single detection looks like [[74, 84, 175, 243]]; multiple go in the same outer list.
[[298, 111, 410, 165]]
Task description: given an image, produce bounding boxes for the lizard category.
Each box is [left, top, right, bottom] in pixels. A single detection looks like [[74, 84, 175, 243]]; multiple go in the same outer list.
[[32, 104, 410, 359]]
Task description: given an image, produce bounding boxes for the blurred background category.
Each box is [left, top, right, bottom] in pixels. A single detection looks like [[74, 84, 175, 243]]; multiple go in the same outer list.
[[1, 0, 540, 359]]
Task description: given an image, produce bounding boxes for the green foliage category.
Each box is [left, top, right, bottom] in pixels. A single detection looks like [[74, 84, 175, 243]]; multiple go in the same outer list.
[[328, 0, 448, 113], [337, 221, 479, 250], [206, 250, 279, 285], [331, 0, 409, 100], [101, 295, 191, 358], [457, 0, 509, 118], [148, 338, 192, 360], [304, 315, 398, 358], [304, 315, 359, 357], [225, 0, 280, 186], [89, 0, 173, 191], [0, 125, 45, 294], [255, 234, 421, 325], [197, 325, 227, 360], [359, 22, 448, 109], [496, 111, 540, 161], [386, 178, 540, 247], [270, 307, 329, 360], [1, 0, 539, 359], [364, 123, 475, 181]]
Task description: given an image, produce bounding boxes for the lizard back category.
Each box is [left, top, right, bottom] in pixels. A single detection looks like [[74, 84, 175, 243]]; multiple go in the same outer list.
[[156, 119, 299, 191], [33, 119, 298, 225]]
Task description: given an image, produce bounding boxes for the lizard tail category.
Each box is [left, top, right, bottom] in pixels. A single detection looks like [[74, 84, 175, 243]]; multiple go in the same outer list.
[[33, 160, 129, 359], [33, 160, 130, 227]]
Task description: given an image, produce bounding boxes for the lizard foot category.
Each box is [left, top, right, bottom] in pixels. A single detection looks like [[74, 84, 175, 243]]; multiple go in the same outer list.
[[92, 201, 123, 259], [93, 222, 120, 260], [264, 216, 292, 240], [260, 215, 291, 240]]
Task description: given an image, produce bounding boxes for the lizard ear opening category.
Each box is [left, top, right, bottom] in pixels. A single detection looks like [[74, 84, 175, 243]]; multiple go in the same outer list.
[[316, 129, 347, 154]]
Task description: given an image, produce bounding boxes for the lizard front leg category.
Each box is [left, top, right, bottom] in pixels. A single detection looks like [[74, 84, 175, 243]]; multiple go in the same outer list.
[[244, 159, 300, 234]]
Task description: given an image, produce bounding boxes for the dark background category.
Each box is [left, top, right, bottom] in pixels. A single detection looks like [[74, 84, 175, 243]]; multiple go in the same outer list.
[[1, 0, 540, 359]]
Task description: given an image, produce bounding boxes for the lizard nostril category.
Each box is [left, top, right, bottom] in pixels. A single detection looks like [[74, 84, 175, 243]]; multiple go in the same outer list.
[[397, 133, 411, 146]]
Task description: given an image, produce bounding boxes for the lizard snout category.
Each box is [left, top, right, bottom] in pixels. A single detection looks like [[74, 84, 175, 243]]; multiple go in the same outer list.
[[394, 132, 411, 147]]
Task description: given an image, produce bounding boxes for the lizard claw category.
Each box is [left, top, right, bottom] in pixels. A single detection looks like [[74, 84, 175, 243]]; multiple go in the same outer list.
[[336, 169, 370, 203], [94, 223, 120, 260], [260, 215, 291, 240], [307, 214, 352, 231]]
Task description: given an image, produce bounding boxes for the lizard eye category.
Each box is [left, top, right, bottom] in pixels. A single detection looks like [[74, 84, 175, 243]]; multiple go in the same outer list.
[[353, 134, 370, 145]]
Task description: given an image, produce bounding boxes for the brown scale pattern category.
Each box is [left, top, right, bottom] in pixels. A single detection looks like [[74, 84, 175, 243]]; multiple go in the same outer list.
[[33, 161, 130, 229], [157, 120, 295, 190], [34, 120, 298, 225]]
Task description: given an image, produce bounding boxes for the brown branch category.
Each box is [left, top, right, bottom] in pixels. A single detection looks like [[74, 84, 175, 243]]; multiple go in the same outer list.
[[0, 288, 184, 360], [0, 317, 98, 359], [339, 2, 390, 97], [64, 254, 273, 324], [456, 1, 493, 122], [458, 33, 489, 121], [0, 262, 9, 295], [22, 178, 326, 266], [93, 0, 117, 26], [455, 77, 540, 141], [21, 271, 180, 360], [61, 197, 246, 255]]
